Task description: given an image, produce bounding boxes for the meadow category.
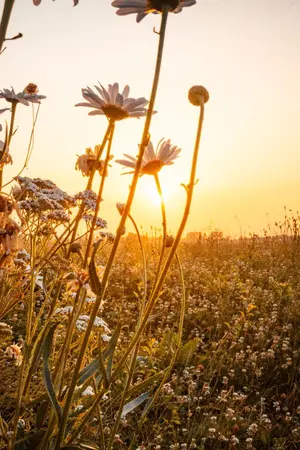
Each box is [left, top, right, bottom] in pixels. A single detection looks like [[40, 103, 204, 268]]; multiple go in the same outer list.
[[1, 222, 300, 449]]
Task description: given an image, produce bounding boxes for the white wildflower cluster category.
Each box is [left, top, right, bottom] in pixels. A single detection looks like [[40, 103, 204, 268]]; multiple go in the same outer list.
[[76, 315, 111, 333], [16, 177, 75, 216], [98, 231, 115, 243], [82, 214, 107, 229], [74, 190, 97, 211]]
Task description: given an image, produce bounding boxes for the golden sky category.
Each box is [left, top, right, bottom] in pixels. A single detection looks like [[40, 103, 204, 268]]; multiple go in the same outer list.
[[1, 0, 300, 236]]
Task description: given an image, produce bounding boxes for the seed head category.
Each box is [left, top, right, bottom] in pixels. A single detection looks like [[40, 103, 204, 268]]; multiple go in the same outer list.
[[188, 86, 209, 106]]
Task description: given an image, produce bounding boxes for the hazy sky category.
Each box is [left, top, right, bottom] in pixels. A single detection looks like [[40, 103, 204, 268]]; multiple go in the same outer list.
[[1, 0, 300, 236]]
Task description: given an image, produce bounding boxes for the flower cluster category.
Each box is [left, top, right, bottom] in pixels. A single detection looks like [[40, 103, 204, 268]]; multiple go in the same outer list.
[[16, 177, 76, 214]]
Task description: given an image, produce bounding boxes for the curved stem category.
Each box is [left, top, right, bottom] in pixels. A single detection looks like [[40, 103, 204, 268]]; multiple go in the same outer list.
[[69, 120, 113, 251], [83, 121, 115, 267], [153, 172, 167, 286], [54, 8, 169, 449], [129, 214, 147, 306], [67, 213, 148, 447], [142, 252, 185, 415], [106, 214, 147, 450], [0, 101, 17, 189], [56, 288, 86, 397], [112, 100, 206, 378], [0, 0, 15, 54], [128, 251, 185, 449], [2, 104, 40, 189]]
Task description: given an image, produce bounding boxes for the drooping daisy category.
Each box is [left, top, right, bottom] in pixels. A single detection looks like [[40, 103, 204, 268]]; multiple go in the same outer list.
[[112, 0, 196, 22], [0, 85, 46, 106], [75, 146, 113, 177], [0, 141, 12, 167], [75, 82, 150, 121], [116, 139, 181, 176]]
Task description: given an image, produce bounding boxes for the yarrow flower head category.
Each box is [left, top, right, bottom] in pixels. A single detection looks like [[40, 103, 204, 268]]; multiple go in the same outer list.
[[116, 139, 181, 176], [112, 0, 196, 22], [0, 85, 46, 106], [75, 82, 150, 121]]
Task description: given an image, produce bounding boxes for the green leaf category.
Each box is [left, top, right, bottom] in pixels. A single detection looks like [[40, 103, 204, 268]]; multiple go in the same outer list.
[[36, 400, 48, 429], [88, 243, 102, 296], [127, 370, 166, 397], [106, 323, 121, 380], [42, 323, 62, 424], [61, 443, 100, 450], [121, 391, 151, 418], [61, 447, 82, 450], [176, 338, 200, 366], [77, 323, 121, 386], [14, 430, 46, 450]]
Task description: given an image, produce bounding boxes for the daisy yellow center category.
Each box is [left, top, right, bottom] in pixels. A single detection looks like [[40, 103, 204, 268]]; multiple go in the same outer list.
[[142, 159, 163, 175], [101, 105, 129, 121], [149, 0, 181, 11]]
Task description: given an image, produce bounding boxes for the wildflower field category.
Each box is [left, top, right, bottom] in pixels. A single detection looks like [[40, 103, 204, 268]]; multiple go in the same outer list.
[[0, 1, 299, 449]]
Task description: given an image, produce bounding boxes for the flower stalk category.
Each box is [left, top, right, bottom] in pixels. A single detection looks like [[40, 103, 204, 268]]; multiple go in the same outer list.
[[0, 0, 15, 54], [54, 7, 169, 448], [153, 172, 167, 284], [0, 101, 17, 189], [69, 120, 114, 250], [83, 121, 115, 267], [111, 91, 207, 379]]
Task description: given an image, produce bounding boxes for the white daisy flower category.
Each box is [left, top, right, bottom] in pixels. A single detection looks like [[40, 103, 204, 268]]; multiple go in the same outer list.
[[75, 82, 151, 121], [0, 84, 46, 106], [112, 0, 196, 22], [116, 139, 181, 176]]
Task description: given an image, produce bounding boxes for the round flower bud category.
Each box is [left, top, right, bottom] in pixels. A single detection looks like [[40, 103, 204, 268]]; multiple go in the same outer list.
[[165, 235, 174, 248], [116, 202, 126, 216], [188, 86, 209, 106], [69, 242, 82, 254]]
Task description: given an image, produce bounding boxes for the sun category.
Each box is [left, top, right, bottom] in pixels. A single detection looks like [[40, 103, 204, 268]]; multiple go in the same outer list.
[[141, 177, 173, 206]]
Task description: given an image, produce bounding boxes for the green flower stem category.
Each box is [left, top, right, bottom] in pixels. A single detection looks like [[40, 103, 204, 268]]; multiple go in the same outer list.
[[83, 121, 115, 267], [0, 101, 17, 189], [92, 377, 105, 450], [153, 172, 167, 285], [141, 252, 185, 415], [0, 0, 15, 54], [66, 213, 147, 447], [54, 8, 169, 449], [35, 214, 81, 272], [128, 250, 186, 450], [56, 288, 86, 397], [112, 98, 206, 379], [68, 120, 114, 252], [106, 214, 147, 450], [10, 213, 39, 450], [129, 214, 148, 306], [2, 103, 41, 189], [9, 354, 26, 450]]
